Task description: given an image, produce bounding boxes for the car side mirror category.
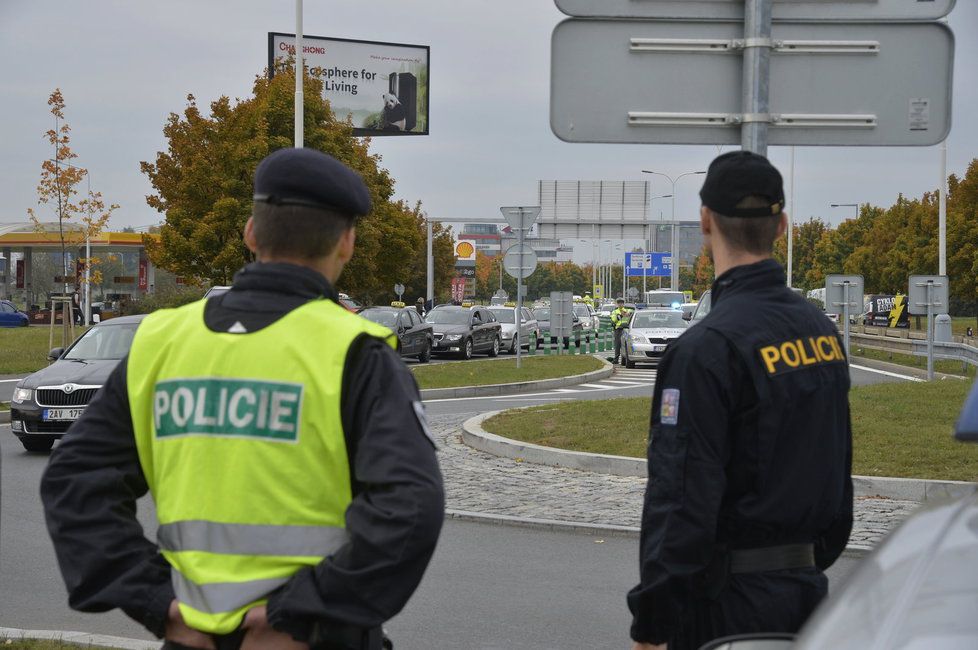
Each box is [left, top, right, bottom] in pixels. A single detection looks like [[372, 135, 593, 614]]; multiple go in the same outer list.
[[682, 312, 692, 321], [48, 347, 64, 361]]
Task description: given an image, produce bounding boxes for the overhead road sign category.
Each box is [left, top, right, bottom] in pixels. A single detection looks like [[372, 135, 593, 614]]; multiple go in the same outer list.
[[551, 20, 953, 146], [625, 252, 672, 278], [554, 0, 956, 22]]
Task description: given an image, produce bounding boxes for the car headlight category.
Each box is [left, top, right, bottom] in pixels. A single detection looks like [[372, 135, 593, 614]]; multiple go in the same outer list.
[[631, 335, 647, 344], [12, 387, 33, 404], [444, 334, 462, 341]]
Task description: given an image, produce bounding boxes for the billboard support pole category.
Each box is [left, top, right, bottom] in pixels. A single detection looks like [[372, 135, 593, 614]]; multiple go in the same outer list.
[[741, 0, 772, 156], [516, 209, 524, 369], [294, 0, 304, 148], [426, 219, 433, 305]]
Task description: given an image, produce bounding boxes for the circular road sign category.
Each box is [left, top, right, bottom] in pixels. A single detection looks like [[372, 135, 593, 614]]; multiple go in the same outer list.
[[503, 243, 538, 279], [627, 287, 639, 298]]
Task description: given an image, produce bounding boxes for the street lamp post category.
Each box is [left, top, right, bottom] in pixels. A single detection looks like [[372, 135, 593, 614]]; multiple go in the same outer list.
[[48, 159, 92, 326], [642, 170, 706, 291]]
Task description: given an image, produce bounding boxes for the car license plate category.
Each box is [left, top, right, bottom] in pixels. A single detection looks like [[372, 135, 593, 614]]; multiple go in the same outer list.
[[652, 345, 667, 352], [42, 408, 85, 421]]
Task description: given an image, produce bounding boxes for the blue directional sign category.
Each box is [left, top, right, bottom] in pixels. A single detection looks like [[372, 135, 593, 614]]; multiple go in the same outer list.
[[625, 252, 671, 277]]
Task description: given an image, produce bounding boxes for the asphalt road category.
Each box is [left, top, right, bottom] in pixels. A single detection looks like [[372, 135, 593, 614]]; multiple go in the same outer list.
[[1, 422, 860, 647]]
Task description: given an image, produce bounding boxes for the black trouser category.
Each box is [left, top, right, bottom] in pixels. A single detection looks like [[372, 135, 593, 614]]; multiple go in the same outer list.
[[162, 626, 391, 650], [669, 569, 827, 650], [613, 328, 625, 361]]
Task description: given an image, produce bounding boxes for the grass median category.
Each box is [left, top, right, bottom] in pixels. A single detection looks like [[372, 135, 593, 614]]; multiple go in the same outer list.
[[852, 346, 974, 377], [412, 355, 604, 390], [0, 325, 87, 375], [0, 641, 119, 650], [483, 380, 978, 481]]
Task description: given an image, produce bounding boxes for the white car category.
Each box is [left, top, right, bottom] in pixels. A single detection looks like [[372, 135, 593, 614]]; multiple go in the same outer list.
[[487, 306, 540, 353], [621, 308, 688, 368]]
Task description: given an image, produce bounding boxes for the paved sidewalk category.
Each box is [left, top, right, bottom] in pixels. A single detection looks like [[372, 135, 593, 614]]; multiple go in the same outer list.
[[433, 413, 919, 548]]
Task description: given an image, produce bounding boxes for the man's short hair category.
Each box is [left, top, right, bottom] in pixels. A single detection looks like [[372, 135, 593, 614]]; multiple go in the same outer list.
[[710, 196, 782, 256], [251, 201, 353, 260]]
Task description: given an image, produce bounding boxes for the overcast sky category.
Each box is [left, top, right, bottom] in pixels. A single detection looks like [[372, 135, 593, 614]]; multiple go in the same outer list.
[[2, 1, 975, 254]]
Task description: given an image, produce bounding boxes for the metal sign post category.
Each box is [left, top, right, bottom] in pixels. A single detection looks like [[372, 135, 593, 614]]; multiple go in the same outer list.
[[502, 207, 541, 368], [909, 275, 949, 381], [825, 274, 863, 362]]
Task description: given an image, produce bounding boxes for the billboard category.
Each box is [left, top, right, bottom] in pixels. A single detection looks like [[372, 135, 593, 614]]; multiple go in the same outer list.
[[269, 32, 429, 137]]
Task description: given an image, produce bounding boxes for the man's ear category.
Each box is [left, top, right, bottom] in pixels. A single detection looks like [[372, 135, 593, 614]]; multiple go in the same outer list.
[[244, 216, 259, 255], [776, 212, 789, 238], [337, 226, 356, 264]]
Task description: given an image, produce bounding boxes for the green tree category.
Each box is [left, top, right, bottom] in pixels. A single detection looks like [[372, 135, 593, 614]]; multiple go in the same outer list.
[[773, 217, 829, 292], [141, 63, 453, 301]]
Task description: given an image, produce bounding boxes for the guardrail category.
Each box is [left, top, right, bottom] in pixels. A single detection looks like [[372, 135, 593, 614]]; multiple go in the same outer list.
[[850, 328, 978, 368]]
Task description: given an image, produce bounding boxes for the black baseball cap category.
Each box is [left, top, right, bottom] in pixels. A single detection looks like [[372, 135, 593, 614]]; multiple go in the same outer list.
[[699, 151, 785, 218], [253, 148, 372, 218]]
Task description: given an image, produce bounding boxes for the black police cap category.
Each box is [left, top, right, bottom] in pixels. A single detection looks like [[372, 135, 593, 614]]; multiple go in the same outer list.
[[253, 148, 372, 218], [699, 151, 785, 218]]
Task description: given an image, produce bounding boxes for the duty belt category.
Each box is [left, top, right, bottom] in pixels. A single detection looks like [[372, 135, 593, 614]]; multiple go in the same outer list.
[[729, 543, 815, 574]]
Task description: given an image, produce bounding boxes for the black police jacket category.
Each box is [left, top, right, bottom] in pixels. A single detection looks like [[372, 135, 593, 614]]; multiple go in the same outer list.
[[40, 262, 445, 644], [627, 259, 853, 643]]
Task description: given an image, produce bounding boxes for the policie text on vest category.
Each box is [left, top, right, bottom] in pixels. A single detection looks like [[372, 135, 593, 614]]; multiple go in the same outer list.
[[154, 378, 303, 442]]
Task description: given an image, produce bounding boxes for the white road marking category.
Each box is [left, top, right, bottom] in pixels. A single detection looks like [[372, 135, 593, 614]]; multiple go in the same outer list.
[[599, 380, 645, 386], [850, 364, 924, 383], [576, 383, 613, 389]]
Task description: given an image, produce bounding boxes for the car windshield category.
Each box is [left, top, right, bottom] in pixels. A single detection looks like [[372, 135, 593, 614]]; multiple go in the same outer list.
[[425, 309, 470, 325], [533, 309, 550, 321], [488, 309, 515, 323], [573, 305, 590, 317], [631, 311, 686, 329], [64, 322, 141, 360], [646, 292, 685, 308], [360, 310, 397, 327], [693, 291, 712, 320]]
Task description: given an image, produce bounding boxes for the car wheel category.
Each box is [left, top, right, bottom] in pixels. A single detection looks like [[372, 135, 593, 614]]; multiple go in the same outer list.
[[509, 335, 519, 354], [461, 338, 473, 360], [488, 336, 500, 357], [625, 357, 637, 369], [418, 340, 432, 364], [21, 437, 54, 452]]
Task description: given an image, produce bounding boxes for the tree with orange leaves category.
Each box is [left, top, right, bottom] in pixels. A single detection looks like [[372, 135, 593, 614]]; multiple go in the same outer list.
[[27, 88, 117, 297]]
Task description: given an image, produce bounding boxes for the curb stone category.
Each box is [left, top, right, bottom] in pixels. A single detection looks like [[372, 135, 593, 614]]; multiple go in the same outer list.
[[463, 412, 977, 502], [0, 627, 156, 649], [418, 356, 613, 400]]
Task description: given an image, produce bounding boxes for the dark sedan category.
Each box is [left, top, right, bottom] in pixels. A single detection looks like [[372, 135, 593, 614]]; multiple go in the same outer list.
[[359, 304, 434, 363], [9, 314, 146, 452], [0, 299, 29, 327], [425, 306, 502, 359]]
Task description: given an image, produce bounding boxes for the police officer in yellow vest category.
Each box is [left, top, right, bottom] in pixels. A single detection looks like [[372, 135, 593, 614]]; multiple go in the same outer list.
[[41, 148, 445, 650], [610, 298, 631, 364]]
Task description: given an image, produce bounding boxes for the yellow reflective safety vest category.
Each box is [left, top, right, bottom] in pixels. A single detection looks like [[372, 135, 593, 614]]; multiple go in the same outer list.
[[127, 298, 397, 634]]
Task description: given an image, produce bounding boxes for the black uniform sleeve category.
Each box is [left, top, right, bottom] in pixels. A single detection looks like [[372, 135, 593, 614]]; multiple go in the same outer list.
[[627, 329, 737, 645], [39, 358, 174, 638], [267, 338, 444, 643], [814, 405, 854, 569]]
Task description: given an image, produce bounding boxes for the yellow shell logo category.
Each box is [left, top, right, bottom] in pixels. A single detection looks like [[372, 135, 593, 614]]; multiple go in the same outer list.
[[456, 242, 475, 258]]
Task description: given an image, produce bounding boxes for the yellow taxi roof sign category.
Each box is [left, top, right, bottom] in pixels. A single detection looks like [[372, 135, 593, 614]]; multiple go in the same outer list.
[[391, 301, 406, 308]]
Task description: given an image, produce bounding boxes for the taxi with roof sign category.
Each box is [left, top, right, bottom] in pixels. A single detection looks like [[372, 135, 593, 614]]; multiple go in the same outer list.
[[487, 303, 540, 353], [358, 302, 434, 363]]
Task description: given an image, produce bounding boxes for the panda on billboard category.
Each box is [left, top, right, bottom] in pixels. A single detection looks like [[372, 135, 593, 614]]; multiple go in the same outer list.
[[381, 93, 407, 131]]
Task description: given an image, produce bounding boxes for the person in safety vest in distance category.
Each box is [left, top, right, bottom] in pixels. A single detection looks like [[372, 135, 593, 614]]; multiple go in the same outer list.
[[41, 148, 445, 650], [611, 298, 631, 364]]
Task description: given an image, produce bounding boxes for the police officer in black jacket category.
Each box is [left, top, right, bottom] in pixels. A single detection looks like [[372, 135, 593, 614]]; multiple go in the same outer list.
[[41, 149, 444, 650], [627, 152, 852, 650]]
